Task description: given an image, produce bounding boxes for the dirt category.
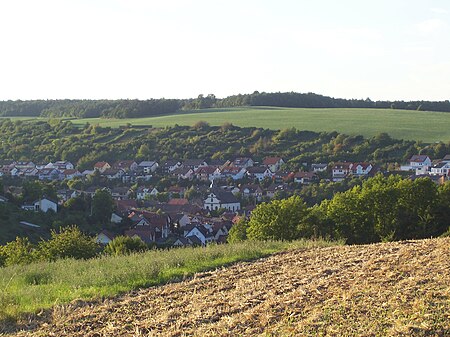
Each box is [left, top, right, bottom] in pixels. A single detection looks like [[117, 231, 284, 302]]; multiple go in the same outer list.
[[5, 238, 450, 336]]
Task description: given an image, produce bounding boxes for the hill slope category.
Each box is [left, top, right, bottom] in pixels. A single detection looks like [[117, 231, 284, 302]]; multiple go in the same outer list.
[[7, 238, 450, 336], [69, 107, 450, 142]]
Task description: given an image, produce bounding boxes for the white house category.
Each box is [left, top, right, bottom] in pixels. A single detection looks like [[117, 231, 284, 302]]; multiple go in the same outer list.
[[246, 167, 274, 181], [430, 162, 450, 176], [401, 155, 432, 172], [96, 230, 116, 245], [138, 161, 159, 174], [311, 163, 328, 172], [136, 186, 159, 200], [22, 198, 58, 213], [263, 157, 285, 172], [332, 162, 353, 181], [351, 163, 373, 176], [204, 190, 241, 212]]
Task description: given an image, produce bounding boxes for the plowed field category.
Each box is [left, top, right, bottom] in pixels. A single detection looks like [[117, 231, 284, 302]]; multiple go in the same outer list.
[[5, 238, 450, 336]]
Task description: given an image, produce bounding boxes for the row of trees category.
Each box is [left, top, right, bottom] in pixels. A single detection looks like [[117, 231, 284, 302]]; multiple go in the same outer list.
[[2, 92, 450, 118], [229, 175, 450, 244], [0, 226, 149, 267]]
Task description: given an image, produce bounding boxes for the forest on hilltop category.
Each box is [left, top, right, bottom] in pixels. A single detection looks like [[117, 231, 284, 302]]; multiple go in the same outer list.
[[1, 91, 450, 118]]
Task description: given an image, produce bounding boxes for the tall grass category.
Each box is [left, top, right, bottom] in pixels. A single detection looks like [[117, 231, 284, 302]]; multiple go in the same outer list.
[[0, 239, 339, 323]]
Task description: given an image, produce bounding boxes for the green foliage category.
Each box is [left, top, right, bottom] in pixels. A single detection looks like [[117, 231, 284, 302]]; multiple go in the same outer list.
[[323, 174, 449, 244], [0, 237, 37, 266], [38, 226, 99, 261], [91, 189, 113, 225], [227, 218, 248, 243], [104, 236, 148, 256], [247, 195, 309, 241]]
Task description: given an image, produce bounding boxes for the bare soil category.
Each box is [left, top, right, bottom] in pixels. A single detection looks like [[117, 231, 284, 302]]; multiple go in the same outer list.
[[5, 238, 450, 336]]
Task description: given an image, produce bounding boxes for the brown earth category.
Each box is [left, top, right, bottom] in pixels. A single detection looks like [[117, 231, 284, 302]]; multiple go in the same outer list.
[[6, 238, 450, 337]]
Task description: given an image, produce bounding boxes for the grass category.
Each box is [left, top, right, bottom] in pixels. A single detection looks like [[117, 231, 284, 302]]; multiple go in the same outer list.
[[0, 239, 337, 326], [65, 107, 450, 143]]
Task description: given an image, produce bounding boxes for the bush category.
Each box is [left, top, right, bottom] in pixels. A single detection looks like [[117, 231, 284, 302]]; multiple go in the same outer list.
[[38, 225, 99, 261], [104, 236, 148, 256], [0, 237, 37, 266]]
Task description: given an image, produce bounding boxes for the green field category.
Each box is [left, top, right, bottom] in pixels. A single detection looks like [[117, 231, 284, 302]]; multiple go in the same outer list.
[[66, 107, 450, 143], [3, 107, 450, 142]]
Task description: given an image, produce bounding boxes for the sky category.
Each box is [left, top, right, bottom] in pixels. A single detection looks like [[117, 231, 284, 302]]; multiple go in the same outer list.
[[0, 0, 449, 101]]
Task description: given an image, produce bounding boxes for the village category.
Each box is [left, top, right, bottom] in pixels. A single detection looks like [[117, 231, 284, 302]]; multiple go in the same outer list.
[[1, 154, 449, 248]]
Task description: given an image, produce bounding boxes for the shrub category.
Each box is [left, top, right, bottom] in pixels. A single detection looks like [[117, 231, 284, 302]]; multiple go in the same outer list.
[[38, 225, 99, 261], [0, 237, 37, 266], [104, 236, 148, 256]]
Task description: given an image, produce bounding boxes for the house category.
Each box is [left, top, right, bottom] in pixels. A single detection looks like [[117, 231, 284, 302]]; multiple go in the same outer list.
[[57, 189, 78, 203], [430, 162, 450, 176], [61, 169, 82, 180], [184, 225, 214, 245], [15, 161, 36, 170], [167, 186, 186, 198], [101, 168, 125, 180], [172, 236, 191, 247], [49, 161, 74, 170], [136, 186, 159, 200], [231, 157, 254, 168], [115, 199, 138, 215], [214, 166, 247, 180], [194, 166, 217, 181], [96, 230, 116, 245], [169, 213, 191, 229], [293, 171, 318, 184], [351, 163, 373, 176], [138, 161, 159, 174], [311, 163, 328, 172], [181, 159, 208, 171], [128, 211, 171, 241], [113, 160, 138, 172], [273, 170, 295, 183], [171, 167, 194, 180], [401, 155, 432, 172], [332, 162, 353, 181], [263, 157, 285, 172], [240, 184, 263, 201], [111, 212, 123, 224], [111, 186, 131, 200], [246, 166, 274, 181], [94, 162, 111, 173], [161, 160, 182, 173], [265, 183, 292, 199], [37, 168, 62, 180], [18, 167, 39, 177], [204, 189, 241, 212], [22, 198, 58, 213]]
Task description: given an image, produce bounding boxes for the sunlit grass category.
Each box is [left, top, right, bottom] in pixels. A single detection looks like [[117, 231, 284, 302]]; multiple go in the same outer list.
[[0, 239, 339, 322]]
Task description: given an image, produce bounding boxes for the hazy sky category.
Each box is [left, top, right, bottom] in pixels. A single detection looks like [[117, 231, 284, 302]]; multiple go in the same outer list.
[[1, 0, 449, 101]]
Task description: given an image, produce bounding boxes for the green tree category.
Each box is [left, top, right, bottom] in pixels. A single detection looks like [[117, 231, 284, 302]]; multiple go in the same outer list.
[[227, 218, 248, 243], [91, 189, 113, 225], [38, 225, 99, 261], [247, 195, 308, 241], [104, 236, 147, 255]]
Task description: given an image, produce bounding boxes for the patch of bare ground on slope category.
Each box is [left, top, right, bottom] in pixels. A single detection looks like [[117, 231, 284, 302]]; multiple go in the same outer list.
[[5, 238, 450, 337]]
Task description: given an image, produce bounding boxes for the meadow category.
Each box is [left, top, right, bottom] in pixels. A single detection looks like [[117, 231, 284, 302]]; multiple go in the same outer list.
[[66, 107, 450, 143], [0, 239, 337, 329]]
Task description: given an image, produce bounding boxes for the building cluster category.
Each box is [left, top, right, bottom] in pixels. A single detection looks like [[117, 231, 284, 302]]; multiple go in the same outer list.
[[2, 154, 449, 247]]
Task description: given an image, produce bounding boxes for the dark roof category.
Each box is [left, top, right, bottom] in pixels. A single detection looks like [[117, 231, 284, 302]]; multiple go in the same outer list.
[[247, 166, 270, 174], [187, 235, 203, 245], [212, 189, 239, 204], [410, 155, 430, 162], [183, 159, 206, 166]]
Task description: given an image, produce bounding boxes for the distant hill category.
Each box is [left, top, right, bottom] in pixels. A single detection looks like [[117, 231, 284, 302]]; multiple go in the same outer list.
[[8, 237, 450, 336], [1, 91, 450, 118]]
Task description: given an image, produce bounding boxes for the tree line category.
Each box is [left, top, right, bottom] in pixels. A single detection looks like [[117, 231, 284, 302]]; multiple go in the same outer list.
[[1, 91, 450, 118], [229, 175, 450, 244]]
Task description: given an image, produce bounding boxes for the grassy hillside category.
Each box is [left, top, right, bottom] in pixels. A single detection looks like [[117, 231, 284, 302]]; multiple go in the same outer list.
[[0, 239, 337, 332], [3, 237, 448, 336], [68, 107, 450, 143]]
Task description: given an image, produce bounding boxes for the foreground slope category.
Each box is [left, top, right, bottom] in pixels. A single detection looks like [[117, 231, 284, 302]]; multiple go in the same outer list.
[[7, 238, 450, 336]]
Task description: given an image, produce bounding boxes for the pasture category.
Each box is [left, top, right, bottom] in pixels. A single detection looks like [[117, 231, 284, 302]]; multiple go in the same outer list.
[[68, 107, 450, 143]]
